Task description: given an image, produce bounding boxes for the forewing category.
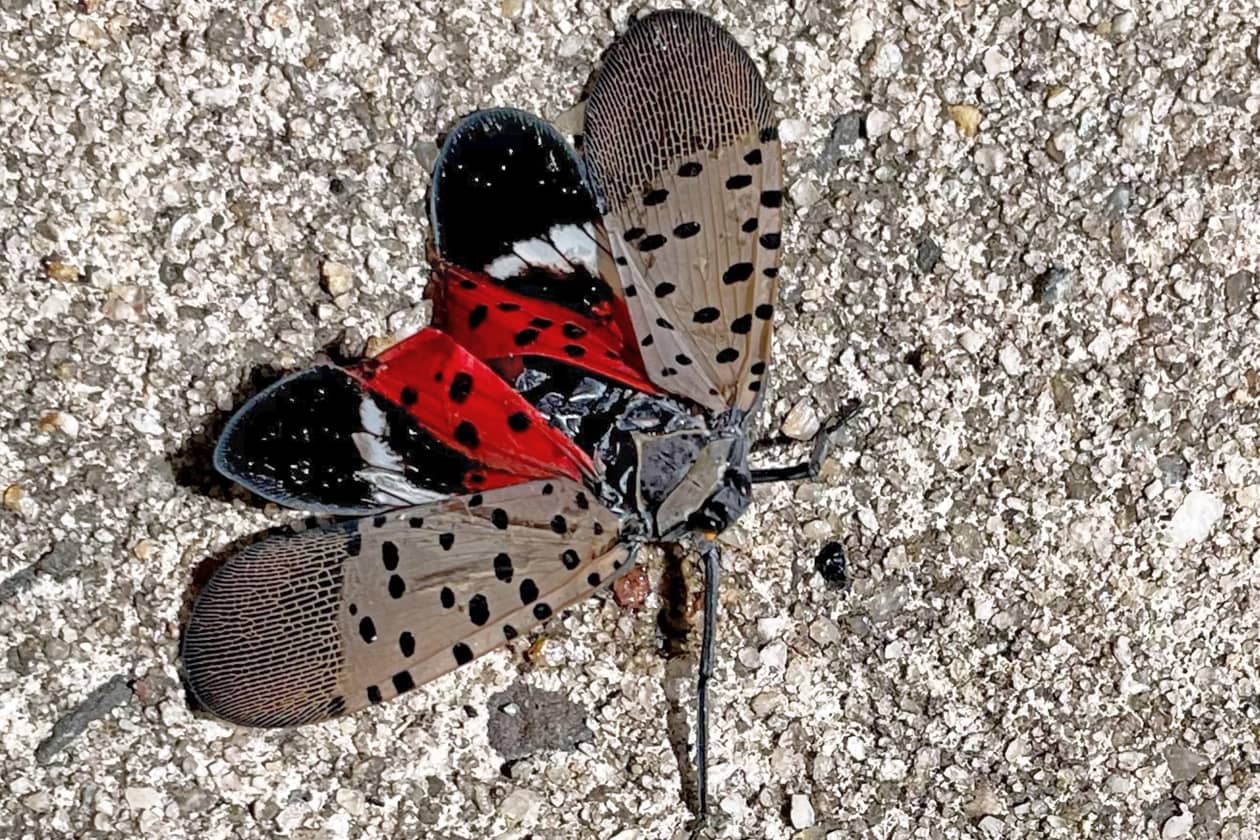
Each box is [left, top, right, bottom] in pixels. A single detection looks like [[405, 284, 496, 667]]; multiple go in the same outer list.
[[183, 479, 630, 726], [582, 11, 782, 412]]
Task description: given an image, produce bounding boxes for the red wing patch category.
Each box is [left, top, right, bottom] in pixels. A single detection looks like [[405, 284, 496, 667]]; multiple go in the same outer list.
[[351, 328, 594, 483], [429, 262, 658, 395]]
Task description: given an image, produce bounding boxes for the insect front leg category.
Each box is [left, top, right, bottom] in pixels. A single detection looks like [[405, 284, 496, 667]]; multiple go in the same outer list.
[[749, 397, 862, 484]]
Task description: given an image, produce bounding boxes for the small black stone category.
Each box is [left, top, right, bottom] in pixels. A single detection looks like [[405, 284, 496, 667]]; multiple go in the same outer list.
[[814, 541, 848, 588]]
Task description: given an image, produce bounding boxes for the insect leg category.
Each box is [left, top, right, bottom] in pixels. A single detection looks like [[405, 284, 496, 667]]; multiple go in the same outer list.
[[691, 539, 721, 834], [749, 398, 861, 484]]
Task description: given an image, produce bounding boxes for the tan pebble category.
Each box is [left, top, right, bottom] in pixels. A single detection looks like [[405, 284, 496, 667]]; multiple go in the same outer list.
[[3, 484, 24, 511], [45, 259, 80, 282], [322, 260, 354, 296], [945, 104, 982, 137]]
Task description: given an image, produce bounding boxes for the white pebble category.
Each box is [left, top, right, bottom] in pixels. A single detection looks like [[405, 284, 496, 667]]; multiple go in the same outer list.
[[868, 40, 903, 77], [789, 179, 821, 209], [974, 144, 1007, 174], [759, 640, 788, 670], [865, 109, 894, 138], [1162, 808, 1193, 839], [781, 399, 820, 440], [778, 118, 809, 144], [979, 816, 1006, 835], [802, 519, 831, 540], [1169, 491, 1224, 545], [789, 794, 816, 829], [846, 735, 867, 760], [124, 787, 162, 812], [959, 329, 985, 354], [500, 788, 542, 824], [998, 344, 1022, 376], [982, 46, 1013, 75]]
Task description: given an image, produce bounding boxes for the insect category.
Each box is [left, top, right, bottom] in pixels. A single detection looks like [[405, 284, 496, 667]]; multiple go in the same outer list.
[[184, 10, 847, 830]]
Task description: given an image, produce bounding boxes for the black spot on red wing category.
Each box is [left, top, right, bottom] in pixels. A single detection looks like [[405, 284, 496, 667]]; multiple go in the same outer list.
[[693, 307, 720, 324], [723, 263, 754, 284], [455, 421, 480, 449], [467, 472, 485, 485], [562, 323, 586, 339], [726, 174, 752, 190], [561, 549, 580, 570], [673, 221, 700, 238], [716, 347, 740, 364], [388, 574, 406, 598], [469, 594, 490, 626], [498, 301, 520, 312], [623, 226, 645, 241], [393, 670, 417, 692], [741, 217, 758, 233], [503, 625, 518, 640], [507, 411, 530, 432], [678, 161, 703, 177], [408, 516, 424, 528], [491, 508, 509, 529], [533, 603, 552, 620], [458, 278, 477, 290], [434, 371, 443, 382], [439, 532, 455, 551], [654, 282, 676, 298], [399, 632, 416, 657], [744, 148, 763, 165], [469, 304, 488, 329], [520, 578, 538, 604], [760, 190, 783, 208], [382, 541, 399, 570], [346, 532, 362, 556], [759, 232, 781, 249], [730, 314, 753, 334], [367, 685, 382, 704], [755, 303, 774, 320], [529, 317, 553, 329], [515, 328, 540, 346], [400, 386, 418, 406], [750, 361, 766, 375], [449, 372, 474, 403], [644, 188, 669, 205], [359, 617, 377, 643], [564, 344, 586, 357], [587, 572, 601, 587], [452, 644, 474, 666], [638, 234, 667, 252], [494, 552, 513, 581], [440, 587, 456, 608]]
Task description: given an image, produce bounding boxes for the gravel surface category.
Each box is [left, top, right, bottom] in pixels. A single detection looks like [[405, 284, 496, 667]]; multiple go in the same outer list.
[[3, 1, 1259, 838]]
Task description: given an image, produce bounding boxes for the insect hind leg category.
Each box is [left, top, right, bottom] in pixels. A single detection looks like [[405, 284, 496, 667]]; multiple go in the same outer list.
[[749, 397, 861, 484]]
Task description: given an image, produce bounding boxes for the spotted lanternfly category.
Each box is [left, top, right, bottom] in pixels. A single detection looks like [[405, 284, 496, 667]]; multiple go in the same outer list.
[[184, 10, 826, 827]]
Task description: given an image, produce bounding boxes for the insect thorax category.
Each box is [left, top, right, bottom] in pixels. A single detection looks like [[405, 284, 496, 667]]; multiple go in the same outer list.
[[512, 361, 750, 539]]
